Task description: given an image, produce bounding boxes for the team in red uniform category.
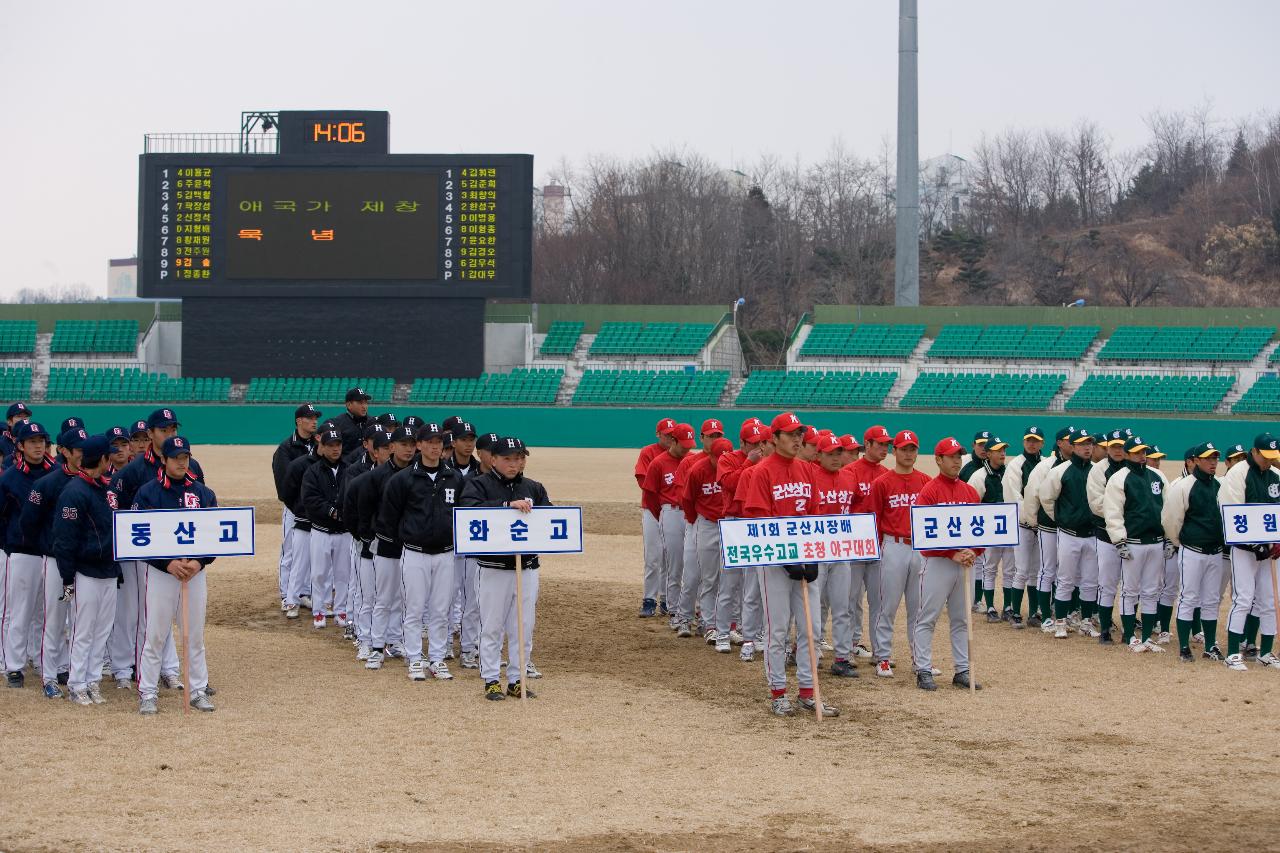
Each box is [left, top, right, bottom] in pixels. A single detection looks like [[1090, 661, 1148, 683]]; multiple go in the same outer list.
[[637, 418, 678, 616]]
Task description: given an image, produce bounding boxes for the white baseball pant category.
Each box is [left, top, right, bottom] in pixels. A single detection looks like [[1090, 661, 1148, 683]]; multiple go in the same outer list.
[[681, 519, 697, 616], [39, 558, 70, 683], [1176, 548, 1223, 622], [824, 561, 853, 661], [1036, 529, 1060, 598], [1228, 548, 1276, 635], [138, 567, 208, 700], [68, 574, 117, 692], [1013, 524, 1038, 592], [310, 530, 349, 619], [1055, 532, 1096, 608], [714, 567, 743, 636], [658, 505, 685, 610], [759, 565, 819, 692], [106, 559, 142, 680], [914, 556, 970, 675], [136, 564, 181, 680], [348, 537, 362, 626], [477, 566, 538, 686], [1120, 542, 1163, 616], [285, 527, 312, 607], [1097, 539, 1121, 608], [1221, 553, 1232, 600], [1, 553, 44, 673], [278, 506, 296, 599], [354, 542, 376, 646], [679, 517, 722, 626], [851, 559, 880, 649], [371, 553, 405, 649], [401, 549, 454, 663], [456, 555, 481, 655], [640, 510, 663, 603], [874, 537, 923, 668], [1159, 551, 1180, 608]]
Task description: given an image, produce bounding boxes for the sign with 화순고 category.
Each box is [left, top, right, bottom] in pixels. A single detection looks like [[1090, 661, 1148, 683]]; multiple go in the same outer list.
[[453, 506, 583, 555], [113, 507, 255, 561], [718, 513, 881, 569]]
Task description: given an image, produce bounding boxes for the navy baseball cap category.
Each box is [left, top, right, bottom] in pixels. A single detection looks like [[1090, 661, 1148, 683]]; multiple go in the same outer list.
[[416, 422, 445, 442], [319, 428, 342, 445], [371, 431, 392, 449], [6, 402, 31, 420], [1123, 436, 1150, 453], [972, 431, 992, 445], [80, 435, 110, 467], [16, 421, 48, 441], [442, 416, 463, 433], [59, 427, 89, 449], [388, 426, 414, 444], [493, 436, 530, 457], [295, 404, 321, 420], [60, 417, 84, 435], [362, 423, 385, 440], [1054, 426, 1075, 442], [1023, 426, 1044, 441], [477, 432, 501, 451], [402, 415, 424, 432], [375, 412, 399, 427], [345, 387, 371, 402], [161, 436, 192, 457], [130, 420, 149, 437], [1226, 443, 1248, 459], [452, 421, 477, 439], [1254, 433, 1280, 460], [147, 408, 179, 429], [105, 425, 130, 445]]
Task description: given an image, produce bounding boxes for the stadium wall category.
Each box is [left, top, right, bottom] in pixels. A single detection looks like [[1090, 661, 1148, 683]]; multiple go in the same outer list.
[[30, 405, 1269, 451], [809, 305, 1280, 337]]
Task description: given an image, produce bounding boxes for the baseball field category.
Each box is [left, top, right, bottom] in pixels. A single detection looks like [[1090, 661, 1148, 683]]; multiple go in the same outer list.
[[2, 446, 1278, 852]]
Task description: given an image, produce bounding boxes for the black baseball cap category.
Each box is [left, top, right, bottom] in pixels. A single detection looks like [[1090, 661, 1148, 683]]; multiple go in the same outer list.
[[6, 402, 31, 420], [345, 387, 371, 402], [80, 435, 110, 467], [130, 420, 149, 437], [402, 415, 424, 432], [161, 436, 192, 457], [371, 431, 392, 449], [295, 404, 322, 420], [105, 425, 129, 445], [1255, 433, 1280, 460], [319, 428, 343, 445], [477, 432, 500, 451], [972, 431, 992, 445], [1054, 426, 1075, 443], [442, 415, 463, 432], [1226, 443, 1248, 459], [59, 427, 89, 449], [493, 436, 530, 457], [362, 423, 385, 440], [61, 417, 84, 434], [375, 412, 399, 427], [147, 408, 179, 429], [16, 421, 48, 441], [416, 422, 445, 441], [1023, 426, 1044, 441], [388, 426, 414, 444], [452, 421, 477, 439]]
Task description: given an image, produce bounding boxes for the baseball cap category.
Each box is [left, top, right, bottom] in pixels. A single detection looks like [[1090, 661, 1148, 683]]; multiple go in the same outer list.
[[700, 418, 724, 436], [894, 429, 920, 449], [1226, 442, 1248, 459], [59, 428, 89, 449], [840, 434, 862, 451], [1089, 432, 1108, 445], [1054, 426, 1075, 443], [493, 436, 529, 456], [864, 425, 892, 444], [319, 429, 342, 445], [362, 423, 385, 440], [1023, 426, 1045, 441], [709, 437, 734, 456], [295, 404, 322, 420], [371, 431, 392, 449], [477, 431, 500, 451], [1254, 433, 1280, 460], [1123, 436, 1149, 453], [403, 415, 424, 433], [817, 428, 835, 437], [60, 417, 84, 434], [1104, 428, 1129, 446], [770, 412, 806, 434], [973, 431, 992, 445], [388, 426, 414, 444], [104, 425, 129, 444], [416, 422, 445, 441], [1072, 430, 1095, 445], [740, 422, 771, 443], [934, 437, 964, 456], [147, 408, 179, 429], [345, 387, 371, 402], [375, 412, 399, 427], [673, 423, 696, 449], [130, 420, 149, 438], [986, 436, 1010, 452], [16, 421, 48, 441], [1190, 442, 1220, 459], [452, 421, 477, 439], [161, 436, 192, 457], [80, 435, 110, 467], [740, 416, 763, 429], [1147, 445, 1166, 459], [802, 426, 819, 445], [5, 402, 31, 420], [656, 418, 677, 435], [817, 435, 843, 454]]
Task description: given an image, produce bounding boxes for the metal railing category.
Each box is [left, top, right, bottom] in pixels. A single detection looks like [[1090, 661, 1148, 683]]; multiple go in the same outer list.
[[143, 133, 278, 154]]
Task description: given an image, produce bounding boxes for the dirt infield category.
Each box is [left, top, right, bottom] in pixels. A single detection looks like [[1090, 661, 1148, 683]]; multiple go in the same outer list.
[[3, 446, 1279, 851]]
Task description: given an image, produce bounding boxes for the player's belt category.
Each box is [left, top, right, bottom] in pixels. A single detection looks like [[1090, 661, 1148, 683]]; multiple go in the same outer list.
[[883, 533, 911, 544], [1182, 543, 1224, 556], [662, 503, 681, 510], [1123, 536, 1162, 545]]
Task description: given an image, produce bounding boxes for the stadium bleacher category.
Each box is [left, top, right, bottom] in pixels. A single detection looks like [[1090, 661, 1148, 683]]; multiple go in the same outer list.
[[799, 324, 925, 358], [539, 321, 584, 356], [588, 322, 715, 356], [1232, 375, 1280, 414], [1065, 374, 1234, 413], [0, 321, 37, 354], [0, 366, 32, 399], [46, 367, 229, 402], [408, 368, 563, 404], [925, 325, 1099, 360], [900, 372, 1066, 410], [1097, 326, 1272, 362], [734, 370, 896, 409], [50, 320, 138, 354], [245, 377, 394, 403], [572, 369, 728, 406]]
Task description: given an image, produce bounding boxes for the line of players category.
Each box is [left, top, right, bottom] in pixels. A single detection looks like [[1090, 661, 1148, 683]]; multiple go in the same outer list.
[[271, 389, 549, 701], [635, 415, 1280, 715], [0, 402, 219, 712]]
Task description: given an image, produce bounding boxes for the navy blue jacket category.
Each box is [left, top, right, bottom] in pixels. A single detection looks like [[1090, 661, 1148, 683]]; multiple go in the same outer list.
[[19, 464, 78, 557], [53, 472, 120, 584], [133, 472, 219, 573], [0, 426, 17, 471], [0, 456, 54, 555], [110, 446, 205, 515]]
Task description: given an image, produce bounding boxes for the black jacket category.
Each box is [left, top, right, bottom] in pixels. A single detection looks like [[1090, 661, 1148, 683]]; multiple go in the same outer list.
[[272, 431, 315, 502], [446, 453, 482, 478], [0, 456, 54, 555], [302, 457, 348, 534], [53, 472, 120, 584], [367, 458, 412, 558], [459, 470, 552, 570], [133, 473, 219, 573], [330, 411, 369, 456], [377, 461, 464, 554], [282, 454, 321, 530], [20, 464, 78, 557]]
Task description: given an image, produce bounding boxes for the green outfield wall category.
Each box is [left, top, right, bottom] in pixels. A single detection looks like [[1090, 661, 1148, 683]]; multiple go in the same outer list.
[[26, 405, 1276, 454]]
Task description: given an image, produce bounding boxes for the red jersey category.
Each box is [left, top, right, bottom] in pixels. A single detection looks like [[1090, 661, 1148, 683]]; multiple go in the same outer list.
[[635, 443, 664, 488], [869, 468, 932, 538], [740, 453, 816, 519], [642, 451, 684, 509], [717, 449, 755, 517], [842, 457, 889, 513], [811, 466, 859, 515], [684, 453, 725, 522], [675, 450, 704, 523], [915, 474, 985, 559]]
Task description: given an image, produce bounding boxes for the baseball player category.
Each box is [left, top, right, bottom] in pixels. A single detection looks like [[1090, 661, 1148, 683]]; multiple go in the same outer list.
[[302, 429, 350, 630], [377, 423, 464, 681], [681, 435, 730, 647], [812, 434, 859, 677], [716, 419, 771, 660], [840, 435, 862, 465], [460, 436, 550, 700], [1021, 427, 1073, 627], [1088, 428, 1131, 645], [0, 420, 53, 688], [329, 387, 372, 456], [1000, 426, 1044, 627], [53, 435, 118, 706], [642, 423, 695, 623], [1103, 435, 1167, 652], [280, 438, 323, 619], [341, 429, 390, 652], [870, 429, 932, 678], [844, 425, 891, 657], [363, 426, 417, 669], [446, 421, 484, 666], [739, 412, 837, 718], [1038, 430, 1099, 638], [636, 418, 677, 617], [128, 420, 149, 460], [914, 437, 983, 691], [105, 426, 131, 471], [134, 436, 218, 714], [1217, 433, 1280, 670], [1162, 442, 1225, 662], [674, 419, 724, 637], [966, 436, 1011, 622], [0, 401, 33, 469], [1144, 445, 1177, 644]]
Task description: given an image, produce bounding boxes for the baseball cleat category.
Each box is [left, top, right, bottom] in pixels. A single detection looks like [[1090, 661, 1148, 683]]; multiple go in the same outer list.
[[87, 683, 106, 704], [42, 681, 62, 700], [1155, 631, 1172, 645], [56, 671, 68, 685], [1026, 614, 1043, 629], [313, 614, 326, 630], [639, 599, 657, 618], [676, 623, 693, 638], [335, 613, 350, 628], [525, 661, 542, 679], [299, 595, 313, 610], [1076, 622, 1100, 638], [769, 695, 795, 717], [1054, 622, 1069, 639], [738, 641, 755, 662], [1244, 643, 1259, 660], [658, 599, 669, 616], [1143, 639, 1166, 653], [952, 671, 981, 690], [1203, 645, 1224, 661], [280, 598, 288, 612], [115, 676, 132, 690], [1258, 652, 1280, 669], [715, 635, 732, 653], [356, 645, 371, 661], [1001, 608, 1014, 622], [971, 601, 984, 614], [460, 651, 479, 669], [68, 689, 93, 706], [819, 639, 834, 653], [852, 643, 873, 659], [6, 670, 24, 688], [204, 684, 217, 696], [1129, 638, 1146, 653], [986, 608, 1001, 623], [704, 628, 718, 644], [506, 681, 535, 698], [189, 691, 215, 712], [1011, 614, 1025, 629], [1192, 631, 1205, 646], [161, 674, 183, 690], [1224, 653, 1248, 671], [729, 630, 745, 646], [785, 648, 796, 668], [138, 696, 158, 715], [916, 671, 937, 691], [407, 660, 426, 681], [830, 660, 858, 678], [1040, 618, 1057, 634], [875, 660, 893, 678], [342, 625, 356, 642], [365, 650, 384, 670], [285, 605, 299, 619], [384, 644, 405, 659], [324, 604, 335, 617], [428, 661, 453, 680], [1178, 648, 1194, 663], [1098, 631, 1115, 646], [797, 696, 839, 716], [484, 680, 505, 700]]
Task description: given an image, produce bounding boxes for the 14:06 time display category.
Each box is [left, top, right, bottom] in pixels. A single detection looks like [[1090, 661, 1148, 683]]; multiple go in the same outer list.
[[312, 121, 366, 143]]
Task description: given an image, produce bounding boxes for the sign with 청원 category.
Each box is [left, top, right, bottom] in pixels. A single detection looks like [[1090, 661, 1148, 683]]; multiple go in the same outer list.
[[1221, 503, 1280, 545], [113, 507, 256, 561], [453, 506, 584, 555], [910, 503, 1020, 551], [718, 513, 881, 569]]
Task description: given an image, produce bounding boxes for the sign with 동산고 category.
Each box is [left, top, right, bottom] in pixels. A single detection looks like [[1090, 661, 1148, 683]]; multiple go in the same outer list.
[[113, 507, 255, 561]]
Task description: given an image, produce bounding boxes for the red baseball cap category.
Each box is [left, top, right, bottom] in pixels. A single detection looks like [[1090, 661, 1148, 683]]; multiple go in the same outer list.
[[840, 433, 862, 451], [818, 428, 835, 437], [701, 418, 725, 436], [864, 425, 892, 444], [803, 426, 819, 445], [893, 429, 920, 449], [770, 412, 806, 434], [817, 435, 843, 454], [934, 436, 964, 456], [656, 418, 677, 435], [740, 422, 772, 443], [740, 416, 763, 429], [709, 437, 734, 456], [673, 423, 696, 449]]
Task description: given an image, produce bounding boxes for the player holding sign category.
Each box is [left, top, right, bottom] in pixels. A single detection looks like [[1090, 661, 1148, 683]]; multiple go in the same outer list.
[[1161, 442, 1226, 663], [913, 438, 983, 691], [1217, 433, 1280, 671]]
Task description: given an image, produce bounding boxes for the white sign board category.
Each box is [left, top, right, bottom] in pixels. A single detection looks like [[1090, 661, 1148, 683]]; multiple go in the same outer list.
[[453, 506, 584, 555], [1221, 503, 1280, 545], [910, 503, 1020, 551], [718, 513, 881, 569], [113, 507, 255, 561]]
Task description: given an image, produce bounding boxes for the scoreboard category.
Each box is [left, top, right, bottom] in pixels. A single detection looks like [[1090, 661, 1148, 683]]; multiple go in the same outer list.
[[138, 125, 533, 299]]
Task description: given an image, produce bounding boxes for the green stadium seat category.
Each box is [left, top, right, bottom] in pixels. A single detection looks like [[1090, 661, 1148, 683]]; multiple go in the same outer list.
[[1066, 374, 1233, 413], [733, 370, 896, 409], [572, 369, 728, 406], [539, 321, 584, 356], [899, 372, 1065, 410], [46, 367, 228, 403], [1234, 375, 1280, 414], [407, 368, 564, 404], [799, 324, 923, 359]]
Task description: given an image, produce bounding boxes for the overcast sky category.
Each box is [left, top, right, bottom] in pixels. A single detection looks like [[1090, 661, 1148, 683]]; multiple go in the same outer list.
[[1, 0, 1276, 299]]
